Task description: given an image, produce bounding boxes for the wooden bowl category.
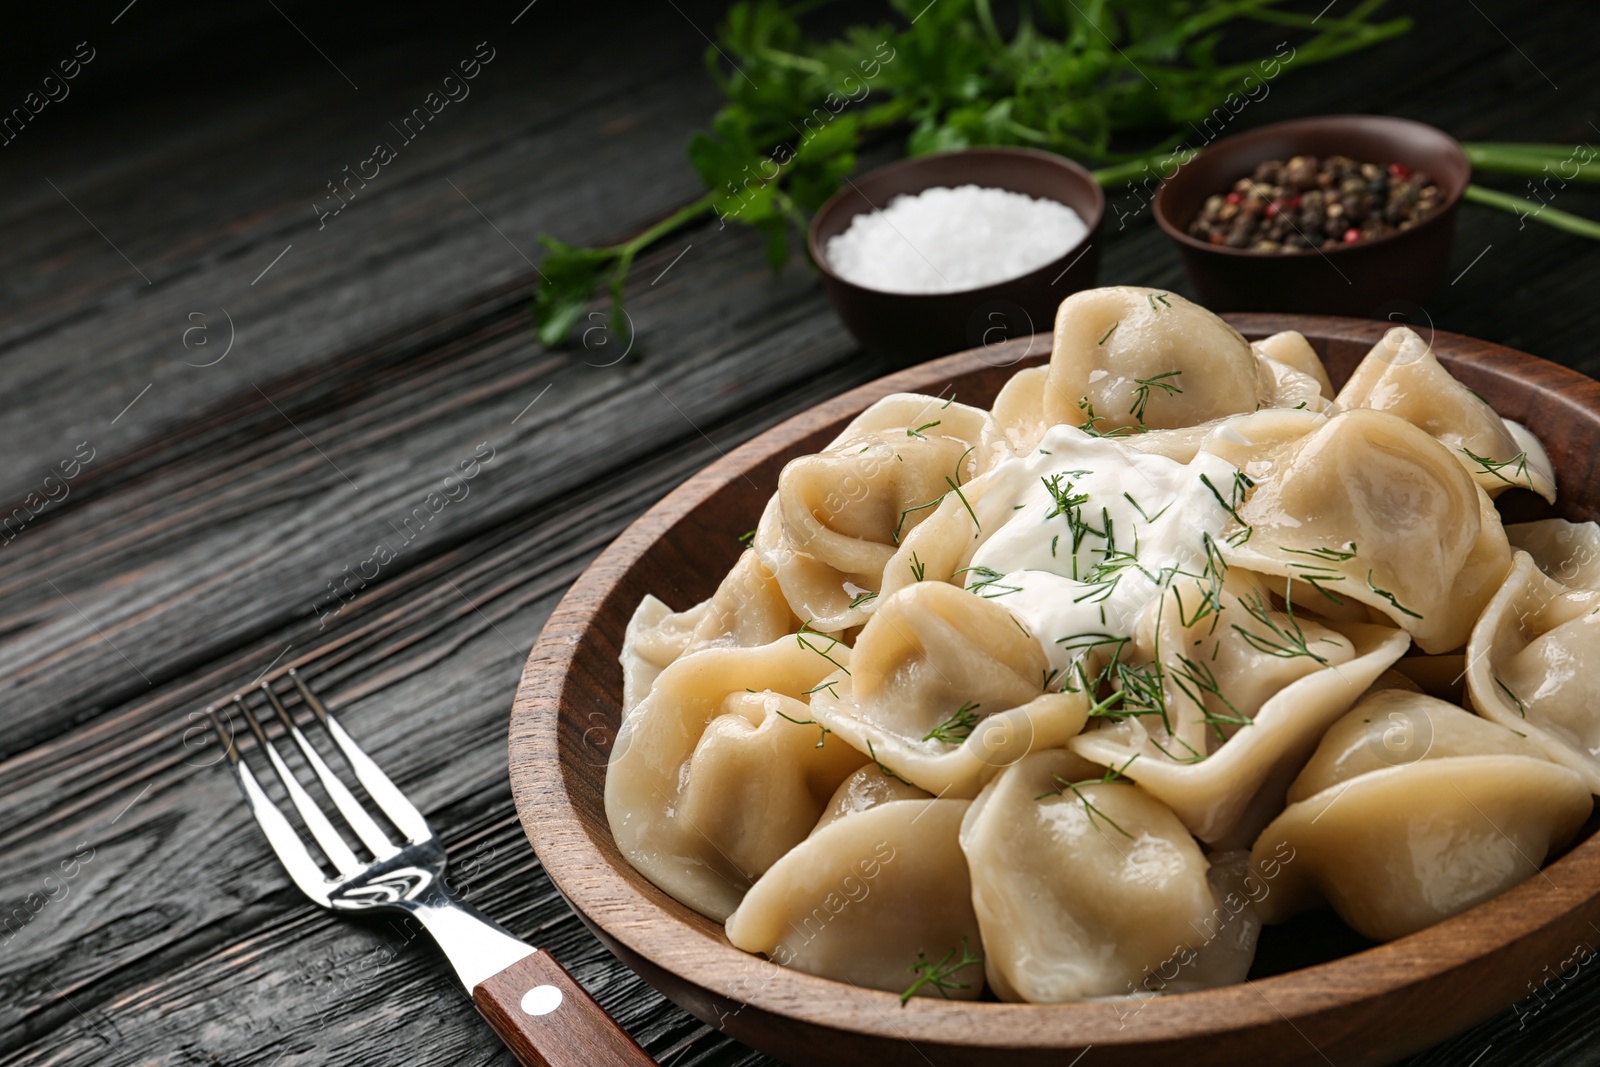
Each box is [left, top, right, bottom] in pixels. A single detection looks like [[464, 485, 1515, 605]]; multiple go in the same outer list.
[[510, 315, 1600, 1067], [1152, 116, 1472, 316], [807, 147, 1104, 366]]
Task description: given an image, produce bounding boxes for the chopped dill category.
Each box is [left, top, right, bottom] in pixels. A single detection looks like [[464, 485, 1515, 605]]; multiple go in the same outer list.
[[909, 551, 926, 582], [906, 420, 942, 440], [1366, 571, 1423, 619], [923, 701, 982, 745], [774, 703, 831, 748], [738, 528, 756, 543], [900, 938, 982, 1004], [1098, 322, 1119, 346], [866, 739, 906, 782], [1460, 447, 1531, 487], [1129, 370, 1183, 424], [1230, 587, 1330, 665], [796, 620, 850, 673], [1036, 755, 1139, 837], [1494, 673, 1527, 717], [846, 590, 878, 610]]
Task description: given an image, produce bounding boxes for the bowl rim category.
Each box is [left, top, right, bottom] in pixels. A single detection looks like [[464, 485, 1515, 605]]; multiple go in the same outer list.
[[1151, 114, 1471, 260], [509, 315, 1600, 1057], [805, 145, 1106, 300]]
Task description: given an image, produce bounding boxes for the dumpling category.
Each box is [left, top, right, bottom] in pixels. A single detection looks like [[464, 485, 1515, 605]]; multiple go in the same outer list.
[[725, 798, 984, 999], [1251, 691, 1590, 941], [757, 393, 1004, 631], [1508, 519, 1600, 591], [1251, 330, 1334, 400], [620, 548, 799, 713], [1070, 571, 1410, 846], [606, 638, 866, 921], [1221, 408, 1512, 652], [809, 581, 1088, 797], [1334, 326, 1556, 502], [1288, 689, 1555, 801], [812, 764, 931, 833], [1045, 286, 1262, 433], [959, 750, 1259, 1002], [1466, 550, 1600, 792]]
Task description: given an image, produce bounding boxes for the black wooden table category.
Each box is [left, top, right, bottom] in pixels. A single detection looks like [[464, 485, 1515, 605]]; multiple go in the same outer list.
[[3, 2, 1599, 1064]]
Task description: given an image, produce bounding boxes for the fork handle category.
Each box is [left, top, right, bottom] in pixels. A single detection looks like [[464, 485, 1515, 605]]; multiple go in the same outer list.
[[472, 949, 656, 1066]]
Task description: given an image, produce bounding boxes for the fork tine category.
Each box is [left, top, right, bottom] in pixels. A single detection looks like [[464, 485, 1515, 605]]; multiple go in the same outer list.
[[208, 705, 333, 900], [260, 683, 399, 861], [233, 695, 363, 876], [287, 669, 433, 845]]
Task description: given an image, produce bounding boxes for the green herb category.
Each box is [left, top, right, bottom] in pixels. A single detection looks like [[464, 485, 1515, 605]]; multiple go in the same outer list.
[[1231, 588, 1330, 665], [1460, 447, 1532, 487], [907, 420, 942, 439], [1098, 322, 1119, 346], [1199, 471, 1254, 545], [796, 619, 850, 672], [909, 551, 926, 582], [1147, 292, 1172, 310], [847, 589, 879, 610], [774, 703, 831, 747], [1168, 656, 1251, 741], [1129, 371, 1183, 424], [944, 476, 980, 533], [1366, 571, 1424, 619], [1123, 492, 1171, 524], [738, 528, 757, 543], [1281, 543, 1358, 563], [900, 938, 982, 1004], [923, 701, 982, 744], [1036, 755, 1139, 837], [1493, 673, 1527, 718], [952, 565, 1021, 599], [892, 496, 942, 544], [528, 1, 1416, 345], [1076, 398, 1135, 438], [866, 739, 906, 782]]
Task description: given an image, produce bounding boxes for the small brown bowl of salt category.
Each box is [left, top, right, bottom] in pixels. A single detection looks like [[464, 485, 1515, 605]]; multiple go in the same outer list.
[[1152, 115, 1471, 316], [808, 147, 1104, 366]]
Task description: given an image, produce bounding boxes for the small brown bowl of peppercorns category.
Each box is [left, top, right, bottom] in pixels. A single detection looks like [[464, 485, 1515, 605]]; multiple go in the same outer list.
[[1153, 115, 1471, 316]]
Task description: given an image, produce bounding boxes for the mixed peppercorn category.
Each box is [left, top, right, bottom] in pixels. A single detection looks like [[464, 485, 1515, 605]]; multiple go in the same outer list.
[[1187, 154, 1443, 253]]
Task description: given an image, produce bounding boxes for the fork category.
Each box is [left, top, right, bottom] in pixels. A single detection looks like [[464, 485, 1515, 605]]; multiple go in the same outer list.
[[209, 668, 655, 1066]]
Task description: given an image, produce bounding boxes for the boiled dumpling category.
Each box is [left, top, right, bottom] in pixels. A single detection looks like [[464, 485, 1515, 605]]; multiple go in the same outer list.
[[1045, 286, 1262, 433], [756, 394, 1004, 631], [620, 548, 800, 713], [1507, 518, 1600, 591], [960, 750, 1259, 1002], [606, 638, 866, 921], [1221, 408, 1512, 652], [1251, 691, 1590, 941], [809, 580, 1088, 797], [1251, 330, 1334, 400], [725, 798, 984, 999], [1466, 550, 1600, 792], [1334, 326, 1556, 502], [1070, 572, 1410, 846], [812, 764, 932, 833]]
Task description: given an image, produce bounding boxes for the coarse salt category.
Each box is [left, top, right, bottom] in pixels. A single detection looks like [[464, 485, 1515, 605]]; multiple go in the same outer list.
[[824, 183, 1087, 294]]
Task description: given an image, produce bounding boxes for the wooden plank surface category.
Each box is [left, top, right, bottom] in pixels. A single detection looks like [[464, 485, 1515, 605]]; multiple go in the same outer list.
[[2, 1, 1599, 1065]]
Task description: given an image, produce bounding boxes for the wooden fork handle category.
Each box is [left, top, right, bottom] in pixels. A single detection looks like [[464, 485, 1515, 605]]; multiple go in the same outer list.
[[472, 949, 655, 1066]]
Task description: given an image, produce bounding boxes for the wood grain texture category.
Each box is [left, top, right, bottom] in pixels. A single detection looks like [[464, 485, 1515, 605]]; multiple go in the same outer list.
[[473, 949, 656, 1067], [511, 319, 1600, 1067], [2, 1, 1600, 1065]]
